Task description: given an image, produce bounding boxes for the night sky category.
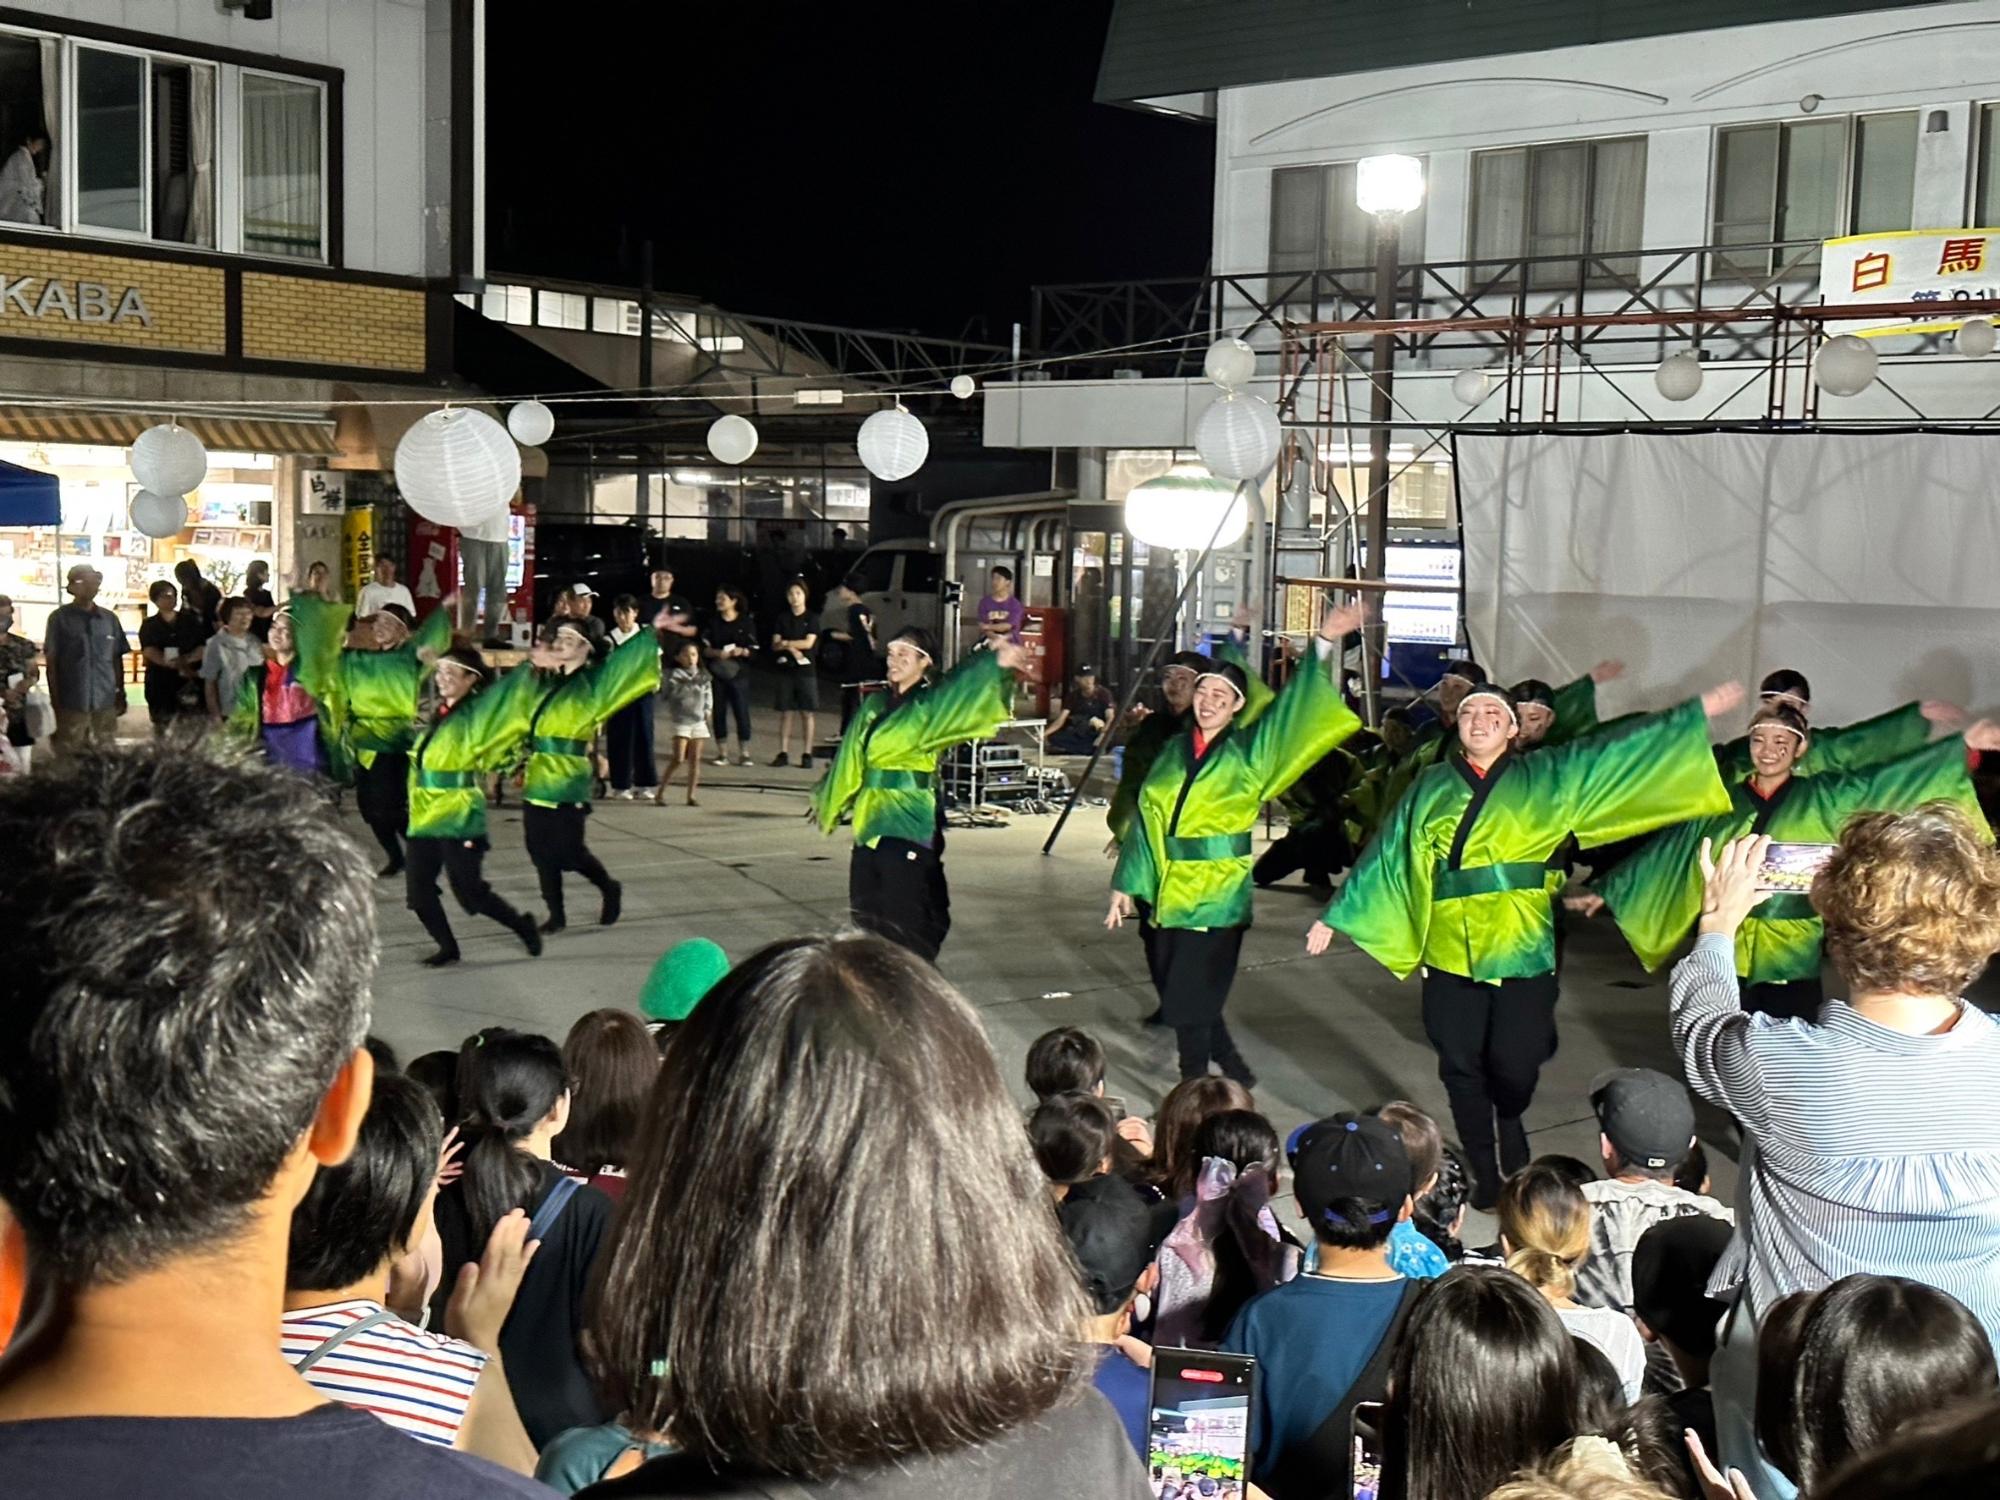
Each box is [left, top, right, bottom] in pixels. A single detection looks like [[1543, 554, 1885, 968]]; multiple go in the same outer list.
[[484, 2, 1215, 344]]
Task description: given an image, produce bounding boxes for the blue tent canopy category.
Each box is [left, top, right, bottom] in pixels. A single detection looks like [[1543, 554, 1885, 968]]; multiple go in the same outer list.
[[0, 458, 58, 527]]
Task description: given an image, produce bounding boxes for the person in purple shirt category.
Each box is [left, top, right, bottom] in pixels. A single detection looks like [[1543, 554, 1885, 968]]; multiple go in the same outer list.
[[976, 564, 1027, 646], [1060, 1172, 1179, 1457]]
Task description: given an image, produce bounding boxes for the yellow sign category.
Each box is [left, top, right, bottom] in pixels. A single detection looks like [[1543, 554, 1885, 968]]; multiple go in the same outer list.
[[1821, 228, 2000, 336], [342, 506, 375, 601]]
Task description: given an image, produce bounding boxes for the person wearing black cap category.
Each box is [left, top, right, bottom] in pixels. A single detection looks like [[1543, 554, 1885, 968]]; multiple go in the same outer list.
[[1712, 667, 1964, 782], [1220, 1113, 1422, 1500], [1046, 663, 1116, 755], [1312, 676, 1746, 1209], [1060, 1173, 1179, 1457], [1631, 1214, 1734, 1484]]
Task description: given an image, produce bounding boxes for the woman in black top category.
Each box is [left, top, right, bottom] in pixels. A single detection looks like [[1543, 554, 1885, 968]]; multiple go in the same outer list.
[[701, 587, 758, 767], [136, 579, 203, 731], [768, 577, 818, 770]]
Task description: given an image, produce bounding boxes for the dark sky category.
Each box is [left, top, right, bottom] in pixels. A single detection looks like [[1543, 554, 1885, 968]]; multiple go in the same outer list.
[[485, 2, 1214, 345]]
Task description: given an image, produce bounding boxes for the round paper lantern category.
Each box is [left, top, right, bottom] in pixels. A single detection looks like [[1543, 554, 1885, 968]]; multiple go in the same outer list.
[[1125, 461, 1249, 550], [950, 374, 977, 400], [857, 406, 929, 482], [393, 407, 521, 529], [1814, 334, 1878, 397], [1956, 318, 1997, 359], [706, 414, 759, 466], [1194, 392, 1282, 482], [1203, 336, 1258, 391], [1451, 368, 1492, 405], [1654, 352, 1704, 403], [129, 488, 188, 540], [130, 423, 208, 498], [506, 399, 555, 447]]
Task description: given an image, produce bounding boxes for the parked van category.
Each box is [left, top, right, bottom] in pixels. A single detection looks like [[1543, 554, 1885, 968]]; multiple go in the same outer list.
[[844, 539, 951, 646]]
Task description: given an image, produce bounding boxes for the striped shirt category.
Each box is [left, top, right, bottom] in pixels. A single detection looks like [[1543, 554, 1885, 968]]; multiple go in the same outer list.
[[280, 1298, 487, 1448], [1671, 932, 2000, 1339]]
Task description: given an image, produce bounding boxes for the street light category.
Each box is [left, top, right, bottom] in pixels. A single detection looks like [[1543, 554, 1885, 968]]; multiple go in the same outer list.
[[1355, 153, 1424, 727]]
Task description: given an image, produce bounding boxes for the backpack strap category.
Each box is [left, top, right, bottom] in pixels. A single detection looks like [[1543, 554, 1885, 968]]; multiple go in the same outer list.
[[1268, 1278, 1425, 1500], [527, 1174, 584, 1243], [291, 1306, 399, 1376]]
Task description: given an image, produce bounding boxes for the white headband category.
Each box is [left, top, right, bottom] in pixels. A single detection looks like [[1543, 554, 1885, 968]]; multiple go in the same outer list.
[[1193, 670, 1248, 709], [1458, 686, 1518, 726]]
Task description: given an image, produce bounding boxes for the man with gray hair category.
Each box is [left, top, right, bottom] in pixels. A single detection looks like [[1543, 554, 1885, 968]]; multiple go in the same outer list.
[[41, 565, 126, 754]]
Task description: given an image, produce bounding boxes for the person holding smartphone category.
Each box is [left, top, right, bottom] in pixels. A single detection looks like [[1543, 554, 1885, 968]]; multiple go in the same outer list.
[[1576, 700, 2000, 1020]]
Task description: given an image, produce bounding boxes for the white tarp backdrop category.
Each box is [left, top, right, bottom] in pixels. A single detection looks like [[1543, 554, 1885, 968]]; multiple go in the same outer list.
[[1456, 431, 2000, 727]]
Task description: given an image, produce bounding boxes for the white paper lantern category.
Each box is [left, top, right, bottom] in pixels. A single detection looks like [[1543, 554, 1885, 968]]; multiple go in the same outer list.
[[857, 406, 929, 482], [1194, 393, 1282, 482], [706, 414, 759, 466], [1203, 336, 1258, 391], [1654, 352, 1704, 403], [950, 374, 977, 400], [1814, 334, 1878, 397], [393, 407, 521, 529], [129, 488, 188, 540], [1956, 318, 1997, 358], [506, 400, 555, 447], [130, 423, 208, 499], [1125, 461, 1249, 550], [1451, 368, 1492, 406]]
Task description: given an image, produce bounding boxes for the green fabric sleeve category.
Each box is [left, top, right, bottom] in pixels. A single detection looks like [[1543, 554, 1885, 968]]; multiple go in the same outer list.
[[1240, 644, 1362, 802], [1805, 701, 1931, 775], [909, 649, 1013, 754], [226, 667, 261, 744], [1107, 712, 1172, 846], [413, 604, 455, 658], [812, 701, 873, 834], [1546, 697, 1733, 847], [1542, 674, 1599, 749], [463, 662, 543, 770], [1598, 815, 1715, 972], [1807, 733, 1985, 831], [1111, 799, 1161, 904], [287, 595, 347, 706], [1325, 779, 1431, 978], [588, 629, 663, 721], [1219, 638, 1277, 728]]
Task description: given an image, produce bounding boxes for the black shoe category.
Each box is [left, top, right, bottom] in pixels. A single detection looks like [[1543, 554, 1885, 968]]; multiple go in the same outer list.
[[481, 636, 508, 650], [378, 859, 404, 879], [770, 752, 789, 767], [801, 753, 814, 771], [539, 915, 566, 935], [514, 913, 544, 957], [1218, 1055, 1259, 1090], [1141, 1007, 1167, 1027], [421, 947, 461, 968], [600, 880, 623, 927], [1467, 1147, 1502, 1212], [1498, 1115, 1531, 1178]]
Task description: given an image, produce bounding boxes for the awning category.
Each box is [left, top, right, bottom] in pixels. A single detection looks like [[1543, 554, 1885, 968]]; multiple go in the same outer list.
[[0, 406, 340, 457], [0, 457, 58, 525]]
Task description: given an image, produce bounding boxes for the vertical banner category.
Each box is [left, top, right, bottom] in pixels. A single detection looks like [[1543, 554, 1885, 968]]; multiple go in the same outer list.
[[341, 506, 374, 601], [508, 501, 537, 635], [1820, 228, 2000, 335], [406, 513, 458, 623]]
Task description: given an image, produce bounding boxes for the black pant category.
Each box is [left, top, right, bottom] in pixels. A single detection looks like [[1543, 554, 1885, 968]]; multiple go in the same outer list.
[[1252, 823, 1352, 887], [356, 752, 409, 866], [523, 803, 615, 923], [1420, 968, 1560, 1182], [604, 696, 657, 790], [712, 673, 752, 743], [1741, 975, 1823, 1023], [1151, 925, 1248, 1079], [405, 835, 528, 956], [850, 837, 951, 962]]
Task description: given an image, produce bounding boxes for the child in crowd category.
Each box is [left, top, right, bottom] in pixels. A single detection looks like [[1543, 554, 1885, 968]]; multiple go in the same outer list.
[[1025, 1024, 1154, 1166], [551, 1009, 658, 1203], [1412, 1143, 1472, 1263], [639, 936, 732, 1051], [655, 638, 711, 807], [1629, 1214, 1733, 1492], [1060, 1173, 1179, 1458], [1153, 1109, 1301, 1348], [1373, 1101, 1453, 1280], [1029, 1091, 1118, 1199]]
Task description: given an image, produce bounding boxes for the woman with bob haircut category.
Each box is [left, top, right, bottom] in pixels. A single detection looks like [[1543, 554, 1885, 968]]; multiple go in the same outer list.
[[551, 1008, 658, 1202], [1674, 808, 2000, 1494], [583, 933, 1149, 1497]]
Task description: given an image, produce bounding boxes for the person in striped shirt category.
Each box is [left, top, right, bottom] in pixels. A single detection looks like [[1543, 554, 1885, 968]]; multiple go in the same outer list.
[[283, 1072, 538, 1475]]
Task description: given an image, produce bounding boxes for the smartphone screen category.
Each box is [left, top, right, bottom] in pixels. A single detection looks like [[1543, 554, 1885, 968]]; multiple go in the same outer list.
[[1148, 1348, 1254, 1500], [1756, 840, 1837, 894], [1352, 1399, 1385, 1500]]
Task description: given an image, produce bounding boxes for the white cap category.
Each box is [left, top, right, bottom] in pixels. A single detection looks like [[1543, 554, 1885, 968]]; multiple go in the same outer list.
[[569, 582, 597, 597]]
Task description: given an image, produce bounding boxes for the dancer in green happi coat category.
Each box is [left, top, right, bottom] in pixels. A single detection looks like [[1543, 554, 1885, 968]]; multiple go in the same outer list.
[[1712, 667, 1964, 781]]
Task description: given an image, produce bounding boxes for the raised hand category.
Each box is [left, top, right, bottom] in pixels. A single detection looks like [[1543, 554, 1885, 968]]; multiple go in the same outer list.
[[1700, 680, 1746, 719], [1306, 919, 1335, 956], [1964, 717, 2000, 753], [994, 639, 1029, 674], [444, 1207, 539, 1353], [1105, 890, 1137, 930], [435, 1125, 465, 1189], [1591, 659, 1626, 684], [1563, 892, 1606, 918], [1114, 1114, 1154, 1157], [1697, 834, 1771, 938], [1320, 602, 1364, 642], [1925, 699, 1970, 731]]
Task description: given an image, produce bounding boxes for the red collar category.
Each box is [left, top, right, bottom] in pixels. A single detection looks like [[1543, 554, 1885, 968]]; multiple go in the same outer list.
[[1748, 775, 1790, 801], [1192, 728, 1212, 759]]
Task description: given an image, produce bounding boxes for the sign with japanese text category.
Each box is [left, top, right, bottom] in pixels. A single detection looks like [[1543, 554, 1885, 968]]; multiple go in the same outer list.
[[1821, 228, 2000, 336]]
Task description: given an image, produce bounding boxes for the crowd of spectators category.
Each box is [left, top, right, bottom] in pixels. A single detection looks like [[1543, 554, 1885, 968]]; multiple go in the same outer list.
[[3, 742, 2000, 1500]]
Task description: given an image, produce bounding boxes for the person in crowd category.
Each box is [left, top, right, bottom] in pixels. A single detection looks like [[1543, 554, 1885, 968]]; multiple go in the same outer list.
[[562, 584, 610, 655], [551, 1008, 658, 1202], [1025, 1024, 1107, 1101], [1154, 1108, 1299, 1348], [1712, 668, 1964, 783], [1114, 602, 1364, 1083], [0, 743, 546, 1498], [648, 568, 698, 648], [975, 563, 1026, 645], [1222, 1113, 1419, 1500], [812, 625, 1025, 961], [173, 558, 222, 637], [0, 128, 47, 223], [638, 935, 732, 1047], [1803, 1397, 2000, 1500], [303, 559, 336, 601], [655, 637, 711, 806], [1676, 814, 2000, 1492], [282, 1072, 537, 1472], [406, 1049, 460, 1124], [1584, 702, 1997, 1020], [603, 596, 659, 800], [1375, 1100, 1453, 1280], [1413, 1143, 1473, 1264], [1029, 1091, 1118, 1198], [1498, 1163, 1647, 1404], [0, 594, 37, 772], [227, 609, 334, 777], [136, 579, 199, 733], [1061, 1172, 1179, 1458], [1573, 1070, 1730, 1334], [769, 576, 819, 769], [1314, 679, 1744, 1208], [242, 558, 277, 642], [520, 618, 659, 932], [1047, 663, 1116, 755], [1253, 741, 1361, 892], [403, 645, 546, 966], [581, 933, 1151, 1497], [455, 509, 513, 646], [822, 573, 878, 730], [1148, 1076, 1255, 1204], [701, 585, 758, 765], [1486, 1445, 1679, 1500], [201, 597, 263, 721], [1630, 1215, 1732, 1489], [357, 556, 416, 620], [1673, 1145, 1712, 1199], [41, 565, 127, 753], [1380, 1266, 1583, 1500], [433, 1028, 615, 1450]]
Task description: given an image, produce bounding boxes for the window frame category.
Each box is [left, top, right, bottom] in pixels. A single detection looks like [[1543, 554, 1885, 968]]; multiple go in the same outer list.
[[235, 65, 328, 265], [1708, 110, 1919, 280], [1467, 134, 1649, 289], [1972, 101, 2000, 227], [1266, 157, 1429, 283]]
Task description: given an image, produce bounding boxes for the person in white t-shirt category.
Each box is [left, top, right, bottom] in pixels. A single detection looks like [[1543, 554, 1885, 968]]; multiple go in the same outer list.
[[357, 558, 417, 619], [1499, 1162, 1648, 1403]]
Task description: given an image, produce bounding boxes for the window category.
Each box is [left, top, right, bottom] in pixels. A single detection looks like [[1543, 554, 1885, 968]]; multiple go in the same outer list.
[[67, 44, 214, 245], [1269, 159, 1429, 280], [1712, 113, 1915, 278], [240, 72, 322, 259], [1471, 137, 1646, 287], [1977, 104, 2000, 225], [74, 48, 141, 233]]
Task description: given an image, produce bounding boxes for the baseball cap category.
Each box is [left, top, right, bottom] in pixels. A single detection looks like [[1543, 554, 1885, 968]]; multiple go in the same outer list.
[[1590, 1067, 1696, 1171], [1286, 1112, 1413, 1231], [1630, 1215, 1733, 1357], [570, 582, 597, 597], [1076, 663, 1098, 676], [1058, 1173, 1179, 1315]]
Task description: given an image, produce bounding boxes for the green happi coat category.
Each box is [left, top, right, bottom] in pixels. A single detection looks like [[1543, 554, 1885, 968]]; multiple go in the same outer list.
[[1541, 674, 1602, 750], [811, 649, 1015, 847], [1597, 735, 1983, 984], [1327, 698, 1731, 982], [521, 631, 662, 807], [1113, 646, 1361, 930], [1714, 701, 1929, 782], [289, 595, 453, 767], [407, 665, 543, 841], [1106, 642, 1274, 847]]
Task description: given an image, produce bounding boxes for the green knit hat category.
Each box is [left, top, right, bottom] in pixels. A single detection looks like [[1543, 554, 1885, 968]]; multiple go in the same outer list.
[[641, 938, 731, 1022]]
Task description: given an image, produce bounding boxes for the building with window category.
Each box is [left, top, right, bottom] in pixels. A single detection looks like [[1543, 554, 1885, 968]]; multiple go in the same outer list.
[[0, 1, 492, 641]]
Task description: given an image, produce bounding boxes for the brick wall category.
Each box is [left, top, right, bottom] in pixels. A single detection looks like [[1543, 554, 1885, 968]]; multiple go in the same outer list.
[[242, 274, 427, 372], [0, 245, 224, 353]]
